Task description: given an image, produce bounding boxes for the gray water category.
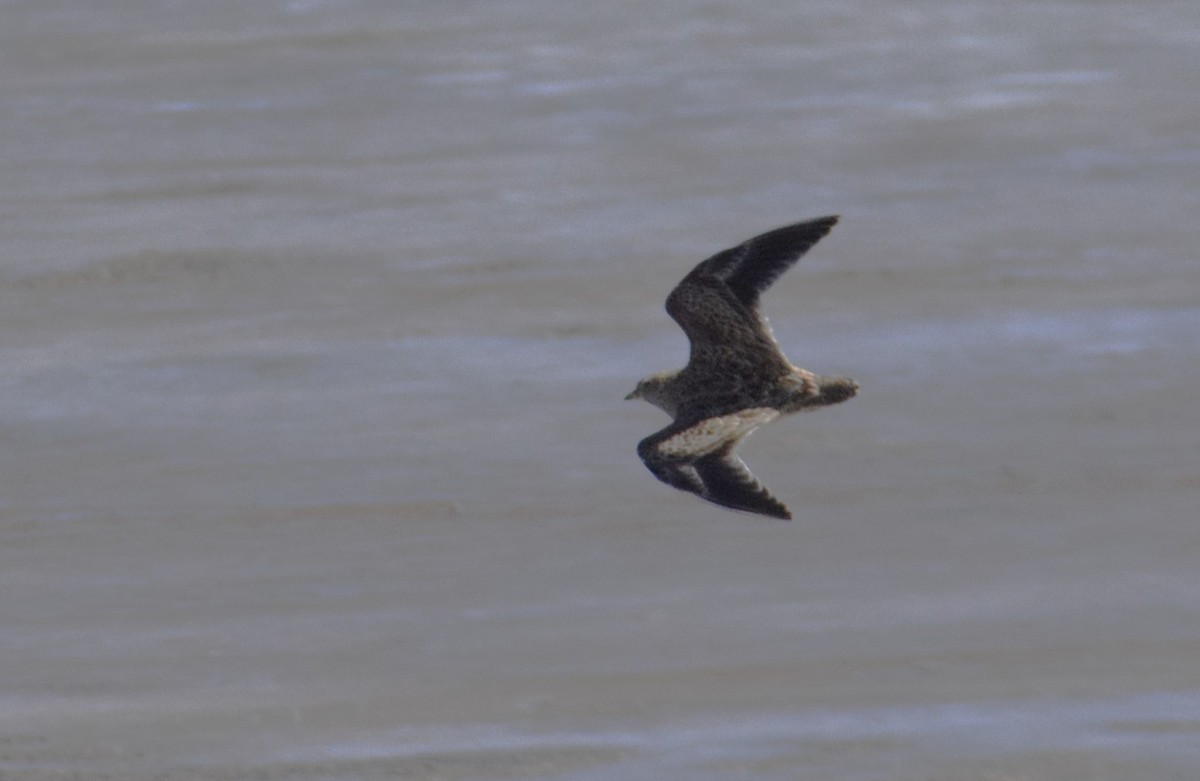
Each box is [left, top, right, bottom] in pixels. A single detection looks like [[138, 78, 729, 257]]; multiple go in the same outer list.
[[3, 1, 1200, 779]]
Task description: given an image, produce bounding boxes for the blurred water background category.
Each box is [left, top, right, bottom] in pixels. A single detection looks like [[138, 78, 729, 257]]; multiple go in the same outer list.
[[2, 1, 1199, 778]]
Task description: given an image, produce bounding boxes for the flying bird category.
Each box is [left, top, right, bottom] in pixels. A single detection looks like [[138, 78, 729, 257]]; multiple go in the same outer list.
[[626, 216, 858, 520]]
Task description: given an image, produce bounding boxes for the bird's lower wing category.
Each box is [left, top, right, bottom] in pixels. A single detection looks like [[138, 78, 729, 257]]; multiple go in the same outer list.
[[693, 448, 791, 520], [637, 408, 788, 519]]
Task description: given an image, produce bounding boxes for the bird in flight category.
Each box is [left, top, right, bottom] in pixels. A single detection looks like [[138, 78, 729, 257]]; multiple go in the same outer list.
[[626, 216, 858, 520]]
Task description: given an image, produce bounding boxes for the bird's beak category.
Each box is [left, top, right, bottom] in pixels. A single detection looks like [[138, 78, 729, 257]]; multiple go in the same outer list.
[[624, 389, 638, 401]]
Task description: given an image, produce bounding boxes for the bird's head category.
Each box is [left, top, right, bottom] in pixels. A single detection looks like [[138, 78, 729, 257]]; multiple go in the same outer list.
[[624, 372, 677, 415]]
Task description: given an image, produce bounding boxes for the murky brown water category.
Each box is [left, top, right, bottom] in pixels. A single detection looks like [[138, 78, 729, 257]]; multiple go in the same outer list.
[[2, 1, 1199, 778]]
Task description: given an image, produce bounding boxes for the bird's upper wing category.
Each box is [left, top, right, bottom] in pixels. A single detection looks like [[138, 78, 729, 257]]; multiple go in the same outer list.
[[636, 408, 789, 520], [665, 273, 793, 381], [664, 217, 839, 369], [690, 216, 839, 309], [665, 273, 758, 351]]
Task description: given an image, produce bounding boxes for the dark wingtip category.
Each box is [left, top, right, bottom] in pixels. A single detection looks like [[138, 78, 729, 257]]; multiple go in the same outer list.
[[727, 503, 792, 520], [743, 501, 792, 520]]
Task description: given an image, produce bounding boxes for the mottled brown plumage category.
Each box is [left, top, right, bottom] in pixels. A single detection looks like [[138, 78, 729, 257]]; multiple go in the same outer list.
[[626, 216, 858, 520]]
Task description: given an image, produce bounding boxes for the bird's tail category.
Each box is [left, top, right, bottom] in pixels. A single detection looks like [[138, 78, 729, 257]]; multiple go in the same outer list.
[[816, 375, 859, 405], [784, 374, 858, 413]]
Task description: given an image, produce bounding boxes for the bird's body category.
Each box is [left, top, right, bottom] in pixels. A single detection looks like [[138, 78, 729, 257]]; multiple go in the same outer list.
[[626, 216, 858, 520]]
